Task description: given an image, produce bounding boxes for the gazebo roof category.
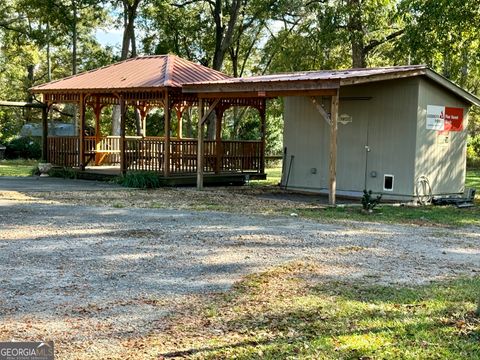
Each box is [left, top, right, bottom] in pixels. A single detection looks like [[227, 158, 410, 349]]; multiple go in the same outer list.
[[31, 55, 230, 94]]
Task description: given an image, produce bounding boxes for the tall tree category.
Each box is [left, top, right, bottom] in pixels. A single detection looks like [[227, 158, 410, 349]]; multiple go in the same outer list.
[[111, 0, 144, 136], [119, 0, 142, 59]]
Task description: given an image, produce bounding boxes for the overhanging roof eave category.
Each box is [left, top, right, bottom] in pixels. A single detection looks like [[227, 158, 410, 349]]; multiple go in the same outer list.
[[183, 79, 340, 95], [30, 86, 180, 95], [338, 69, 428, 86]]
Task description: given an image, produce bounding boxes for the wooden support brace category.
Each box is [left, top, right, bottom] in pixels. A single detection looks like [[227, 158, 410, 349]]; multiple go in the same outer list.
[[120, 98, 127, 174], [41, 105, 48, 162], [79, 93, 86, 170], [329, 91, 339, 206], [215, 107, 224, 174], [200, 98, 220, 125], [164, 91, 171, 176], [197, 99, 205, 190], [259, 99, 267, 174], [94, 97, 102, 165], [310, 97, 331, 126]]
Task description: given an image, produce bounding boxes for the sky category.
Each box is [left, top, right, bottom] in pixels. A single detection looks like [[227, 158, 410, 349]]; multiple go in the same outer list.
[[95, 28, 123, 49]]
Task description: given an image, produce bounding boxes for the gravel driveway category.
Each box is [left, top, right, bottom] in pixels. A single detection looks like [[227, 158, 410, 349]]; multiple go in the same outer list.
[[0, 194, 479, 358]]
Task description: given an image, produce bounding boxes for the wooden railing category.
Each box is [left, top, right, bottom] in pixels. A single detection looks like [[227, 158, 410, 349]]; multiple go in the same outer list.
[[47, 136, 262, 174], [126, 137, 164, 172], [47, 136, 80, 167], [221, 140, 262, 172]]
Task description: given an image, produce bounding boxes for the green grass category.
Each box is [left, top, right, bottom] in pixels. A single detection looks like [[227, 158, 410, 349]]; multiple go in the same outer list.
[[256, 167, 479, 192], [287, 168, 480, 228], [294, 203, 480, 227], [466, 169, 480, 189], [0, 159, 38, 177], [250, 167, 282, 186], [158, 263, 480, 359]]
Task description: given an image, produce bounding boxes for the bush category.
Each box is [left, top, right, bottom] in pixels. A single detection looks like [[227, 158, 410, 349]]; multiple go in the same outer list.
[[5, 136, 41, 159], [361, 189, 382, 212], [48, 167, 77, 179], [117, 171, 161, 189]]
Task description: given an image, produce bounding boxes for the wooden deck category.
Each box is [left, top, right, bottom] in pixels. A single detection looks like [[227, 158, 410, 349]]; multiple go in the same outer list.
[[47, 136, 264, 177], [72, 165, 265, 186]]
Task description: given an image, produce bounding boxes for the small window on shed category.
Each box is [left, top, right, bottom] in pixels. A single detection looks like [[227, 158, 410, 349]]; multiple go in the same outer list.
[[384, 175, 394, 191]]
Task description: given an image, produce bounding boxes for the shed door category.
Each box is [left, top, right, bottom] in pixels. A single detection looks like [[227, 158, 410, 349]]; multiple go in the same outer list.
[[336, 101, 369, 192]]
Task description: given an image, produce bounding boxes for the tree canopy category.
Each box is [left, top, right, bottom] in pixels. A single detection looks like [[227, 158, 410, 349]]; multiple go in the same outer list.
[[0, 0, 479, 155]]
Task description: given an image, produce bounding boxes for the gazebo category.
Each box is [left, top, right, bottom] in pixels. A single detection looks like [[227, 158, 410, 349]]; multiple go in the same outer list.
[[31, 55, 267, 183]]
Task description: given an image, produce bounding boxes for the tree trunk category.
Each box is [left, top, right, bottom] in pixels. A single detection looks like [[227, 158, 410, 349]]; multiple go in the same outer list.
[[207, 0, 242, 138], [113, 0, 141, 137], [25, 65, 35, 123], [347, 0, 366, 68], [185, 108, 193, 138], [112, 105, 121, 136], [46, 21, 51, 82], [134, 109, 142, 136], [72, 0, 77, 75]]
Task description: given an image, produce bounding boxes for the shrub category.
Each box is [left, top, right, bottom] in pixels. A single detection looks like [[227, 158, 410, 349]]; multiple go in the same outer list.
[[361, 189, 382, 212], [5, 136, 41, 159], [117, 171, 161, 189], [48, 167, 77, 179]]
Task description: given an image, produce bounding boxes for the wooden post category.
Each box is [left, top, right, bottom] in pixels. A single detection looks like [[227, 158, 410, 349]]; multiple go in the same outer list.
[[259, 99, 267, 174], [329, 90, 339, 206], [196, 99, 220, 190], [120, 97, 127, 175], [79, 93, 85, 170], [164, 91, 170, 177], [214, 107, 224, 174], [197, 99, 204, 190], [94, 97, 102, 166], [41, 104, 48, 162]]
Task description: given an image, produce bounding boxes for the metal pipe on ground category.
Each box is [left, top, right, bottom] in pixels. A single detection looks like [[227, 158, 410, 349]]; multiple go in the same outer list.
[[285, 155, 294, 191]]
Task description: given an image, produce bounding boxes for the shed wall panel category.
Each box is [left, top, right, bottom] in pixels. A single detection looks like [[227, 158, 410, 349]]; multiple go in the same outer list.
[[282, 96, 330, 190], [283, 78, 419, 198], [361, 80, 418, 197], [415, 78, 470, 195]]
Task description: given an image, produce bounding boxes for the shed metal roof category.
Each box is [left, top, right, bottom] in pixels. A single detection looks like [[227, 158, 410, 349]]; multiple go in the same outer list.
[[183, 65, 480, 106], [31, 55, 230, 93]]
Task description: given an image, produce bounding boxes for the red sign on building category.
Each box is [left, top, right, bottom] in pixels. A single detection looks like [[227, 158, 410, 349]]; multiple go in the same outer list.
[[444, 107, 464, 131]]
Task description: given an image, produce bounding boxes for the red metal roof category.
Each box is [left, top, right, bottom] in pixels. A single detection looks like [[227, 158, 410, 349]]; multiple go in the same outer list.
[[182, 65, 480, 106], [31, 55, 230, 93]]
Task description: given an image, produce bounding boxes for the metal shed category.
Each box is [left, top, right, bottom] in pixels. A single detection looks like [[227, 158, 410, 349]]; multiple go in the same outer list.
[[282, 67, 480, 201], [184, 65, 480, 202]]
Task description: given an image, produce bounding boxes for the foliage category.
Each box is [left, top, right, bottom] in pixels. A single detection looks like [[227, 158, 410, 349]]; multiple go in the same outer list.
[[361, 189, 382, 211], [396, 0, 480, 92], [0, 0, 480, 160], [4, 136, 41, 159], [467, 137, 480, 169], [467, 136, 480, 169], [117, 171, 161, 189]]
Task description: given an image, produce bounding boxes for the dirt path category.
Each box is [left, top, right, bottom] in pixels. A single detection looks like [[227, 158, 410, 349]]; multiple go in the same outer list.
[[0, 193, 479, 359]]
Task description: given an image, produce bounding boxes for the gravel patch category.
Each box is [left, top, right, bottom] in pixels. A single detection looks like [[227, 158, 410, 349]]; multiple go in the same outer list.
[[0, 195, 479, 358]]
